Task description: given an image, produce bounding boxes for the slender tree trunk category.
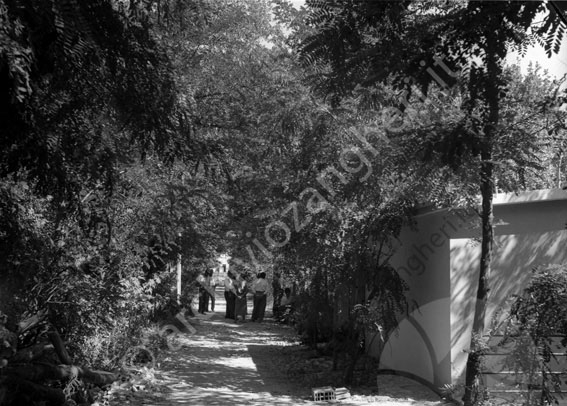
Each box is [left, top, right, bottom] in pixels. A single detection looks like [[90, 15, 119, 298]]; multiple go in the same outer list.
[[343, 329, 360, 385], [157, 0, 161, 25], [48, 329, 72, 365], [462, 33, 501, 406], [8, 363, 119, 385], [557, 149, 563, 188], [462, 153, 493, 406]]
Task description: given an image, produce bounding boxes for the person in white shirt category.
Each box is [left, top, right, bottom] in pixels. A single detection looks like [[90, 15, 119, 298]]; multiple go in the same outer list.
[[277, 287, 295, 324], [206, 269, 216, 312], [251, 271, 269, 322], [224, 271, 236, 319]]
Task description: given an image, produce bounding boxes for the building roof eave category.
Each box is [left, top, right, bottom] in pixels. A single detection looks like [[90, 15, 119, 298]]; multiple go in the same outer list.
[[413, 188, 567, 218], [493, 188, 567, 206]]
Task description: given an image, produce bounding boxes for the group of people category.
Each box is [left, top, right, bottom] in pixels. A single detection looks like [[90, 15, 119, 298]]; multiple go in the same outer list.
[[197, 268, 294, 323], [223, 271, 269, 322], [196, 268, 216, 314]]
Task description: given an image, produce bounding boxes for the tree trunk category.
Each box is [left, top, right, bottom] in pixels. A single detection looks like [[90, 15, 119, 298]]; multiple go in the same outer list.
[[8, 363, 119, 385], [462, 33, 501, 406], [462, 155, 493, 406], [18, 310, 47, 334], [4, 377, 66, 406], [343, 329, 361, 385], [12, 342, 53, 363], [48, 329, 72, 365], [557, 149, 563, 188]]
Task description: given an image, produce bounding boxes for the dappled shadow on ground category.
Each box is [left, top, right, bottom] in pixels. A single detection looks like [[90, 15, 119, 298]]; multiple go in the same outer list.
[[154, 313, 447, 405], [155, 311, 313, 405], [114, 289, 447, 406]]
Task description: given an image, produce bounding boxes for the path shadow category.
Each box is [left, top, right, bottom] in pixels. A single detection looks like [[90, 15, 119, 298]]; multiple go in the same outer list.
[[157, 312, 308, 405]]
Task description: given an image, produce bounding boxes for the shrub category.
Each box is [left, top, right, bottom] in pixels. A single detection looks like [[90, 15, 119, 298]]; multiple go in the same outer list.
[[504, 264, 567, 405]]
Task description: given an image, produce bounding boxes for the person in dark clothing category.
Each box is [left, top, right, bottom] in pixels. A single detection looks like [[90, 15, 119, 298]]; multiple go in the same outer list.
[[272, 272, 283, 317], [234, 273, 248, 323], [197, 271, 208, 314]]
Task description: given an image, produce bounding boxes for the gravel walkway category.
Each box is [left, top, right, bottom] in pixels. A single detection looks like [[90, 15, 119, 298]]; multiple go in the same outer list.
[[108, 291, 451, 406]]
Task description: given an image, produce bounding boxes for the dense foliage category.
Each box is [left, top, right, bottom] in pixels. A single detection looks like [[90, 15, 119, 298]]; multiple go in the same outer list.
[[0, 0, 233, 403], [0, 0, 566, 404], [505, 264, 567, 406]]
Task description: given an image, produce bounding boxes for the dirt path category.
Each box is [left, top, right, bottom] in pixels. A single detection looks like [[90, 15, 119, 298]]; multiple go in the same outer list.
[[159, 314, 309, 405], [108, 290, 450, 406]]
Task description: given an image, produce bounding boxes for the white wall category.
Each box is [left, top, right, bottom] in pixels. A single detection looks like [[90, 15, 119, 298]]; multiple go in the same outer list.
[[369, 209, 457, 387], [368, 190, 567, 389], [450, 196, 567, 385]]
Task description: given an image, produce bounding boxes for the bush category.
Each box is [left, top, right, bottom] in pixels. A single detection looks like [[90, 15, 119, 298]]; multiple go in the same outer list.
[[503, 264, 567, 406]]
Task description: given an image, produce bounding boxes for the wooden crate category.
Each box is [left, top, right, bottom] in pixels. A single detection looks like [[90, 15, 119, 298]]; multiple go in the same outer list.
[[312, 386, 335, 401]]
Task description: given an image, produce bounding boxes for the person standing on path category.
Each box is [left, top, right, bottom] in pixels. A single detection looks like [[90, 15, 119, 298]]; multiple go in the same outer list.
[[206, 268, 216, 312], [196, 271, 208, 314], [272, 272, 283, 317], [224, 271, 236, 319], [233, 273, 248, 323], [251, 272, 269, 322]]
